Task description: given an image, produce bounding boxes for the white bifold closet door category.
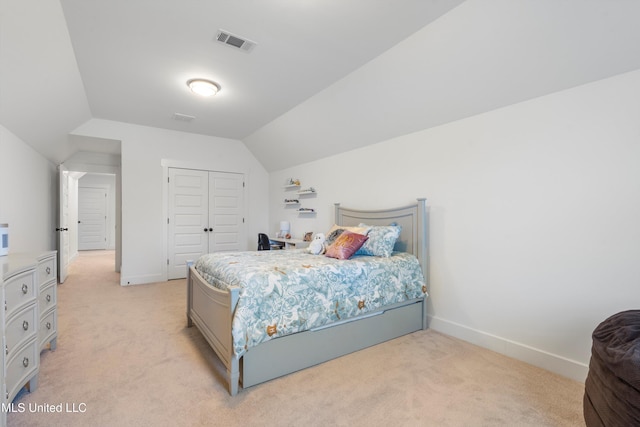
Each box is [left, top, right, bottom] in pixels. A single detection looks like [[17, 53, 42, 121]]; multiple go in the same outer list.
[[167, 168, 244, 280]]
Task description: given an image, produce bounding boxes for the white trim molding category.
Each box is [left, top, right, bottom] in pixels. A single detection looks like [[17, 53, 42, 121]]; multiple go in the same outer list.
[[428, 315, 588, 383]]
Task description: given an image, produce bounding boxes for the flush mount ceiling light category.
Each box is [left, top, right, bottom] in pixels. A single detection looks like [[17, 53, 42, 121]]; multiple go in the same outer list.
[[187, 79, 220, 97]]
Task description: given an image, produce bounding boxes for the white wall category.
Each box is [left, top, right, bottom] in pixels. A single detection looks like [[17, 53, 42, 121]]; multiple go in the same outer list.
[[269, 69, 640, 382], [72, 119, 269, 285], [0, 125, 56, 253]]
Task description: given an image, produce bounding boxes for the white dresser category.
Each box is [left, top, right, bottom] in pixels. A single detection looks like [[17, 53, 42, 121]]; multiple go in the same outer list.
[[0, 251, 57, 426], [36, 252, 57, 351]]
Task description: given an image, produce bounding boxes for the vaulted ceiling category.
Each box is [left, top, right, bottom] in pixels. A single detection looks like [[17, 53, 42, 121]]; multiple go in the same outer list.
[[2, 1, 640, 171]]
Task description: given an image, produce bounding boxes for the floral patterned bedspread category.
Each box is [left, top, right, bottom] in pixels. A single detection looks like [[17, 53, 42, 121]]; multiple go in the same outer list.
[[194, 249, 427, 357]]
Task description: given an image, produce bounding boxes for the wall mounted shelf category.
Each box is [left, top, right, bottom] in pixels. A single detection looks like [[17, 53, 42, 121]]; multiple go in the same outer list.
[[283, 180, 317, 217]]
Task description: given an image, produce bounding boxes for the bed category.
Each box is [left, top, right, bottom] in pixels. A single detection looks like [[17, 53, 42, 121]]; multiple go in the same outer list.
[[186, 198, 428, 395]]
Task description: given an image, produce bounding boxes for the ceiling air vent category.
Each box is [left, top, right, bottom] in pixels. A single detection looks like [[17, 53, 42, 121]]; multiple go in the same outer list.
[[173, 113, 195, 123], [216, 29, 256, 52]]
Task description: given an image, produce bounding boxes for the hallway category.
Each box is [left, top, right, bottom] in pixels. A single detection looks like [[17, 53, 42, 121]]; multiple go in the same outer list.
[[66, 250, 118, 285]]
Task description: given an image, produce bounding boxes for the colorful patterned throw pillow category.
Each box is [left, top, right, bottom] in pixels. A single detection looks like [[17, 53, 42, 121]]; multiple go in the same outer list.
[[324, 231, 368, 260], [324, 224, 371, 246]]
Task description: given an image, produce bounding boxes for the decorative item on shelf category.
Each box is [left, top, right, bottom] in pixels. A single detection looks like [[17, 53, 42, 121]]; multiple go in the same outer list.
[[286, 178, 301, 186], [284, 199, 299, 204], [298, 187, 316, 195], [297, 208, 315, 213], [303, 232, 313, 242]]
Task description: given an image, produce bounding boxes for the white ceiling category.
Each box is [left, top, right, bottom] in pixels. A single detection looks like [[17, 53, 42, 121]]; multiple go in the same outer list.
[[60, 0, 465, 140], [2, 1, 640, 170]]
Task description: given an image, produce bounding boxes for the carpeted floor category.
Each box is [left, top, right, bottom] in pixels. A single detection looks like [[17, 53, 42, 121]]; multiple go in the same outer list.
[[8, 250, 585, 426]]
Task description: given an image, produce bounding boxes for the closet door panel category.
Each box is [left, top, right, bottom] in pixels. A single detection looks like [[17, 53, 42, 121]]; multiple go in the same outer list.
[[209, 172, 244, 253], [168, 168, 209, 280]]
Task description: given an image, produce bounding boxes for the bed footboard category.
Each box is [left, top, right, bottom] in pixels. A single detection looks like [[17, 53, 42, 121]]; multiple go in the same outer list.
[[186, 261, 241, 395]]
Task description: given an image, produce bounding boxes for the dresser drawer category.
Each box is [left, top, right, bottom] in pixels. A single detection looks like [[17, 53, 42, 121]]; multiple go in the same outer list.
[[39, 282, 57, 314], [4, 269, 36, 317], [6, 339, 39, 402], [5, 304, 38, 356], [38, 256, 57, 286], [40, 309, 57, 348]]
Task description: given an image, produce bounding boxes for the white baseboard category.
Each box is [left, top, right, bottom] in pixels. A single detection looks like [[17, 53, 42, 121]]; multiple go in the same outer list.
[[428, 315, 588, 383], [120, 273, 164, 286]]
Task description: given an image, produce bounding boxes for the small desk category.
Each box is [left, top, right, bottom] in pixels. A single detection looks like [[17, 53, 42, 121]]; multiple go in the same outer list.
[[269, 237, 309, 250]]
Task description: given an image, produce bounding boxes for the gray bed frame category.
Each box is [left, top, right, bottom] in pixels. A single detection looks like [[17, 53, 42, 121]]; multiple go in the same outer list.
[[186, 198, 428, 395]]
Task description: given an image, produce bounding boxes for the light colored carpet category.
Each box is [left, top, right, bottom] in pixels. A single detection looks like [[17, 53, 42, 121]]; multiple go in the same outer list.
[[9, 251, 585, 427]]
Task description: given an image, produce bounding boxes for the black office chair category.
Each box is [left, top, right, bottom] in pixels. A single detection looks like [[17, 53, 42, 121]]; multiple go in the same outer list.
[[258, 233, 271, 251]]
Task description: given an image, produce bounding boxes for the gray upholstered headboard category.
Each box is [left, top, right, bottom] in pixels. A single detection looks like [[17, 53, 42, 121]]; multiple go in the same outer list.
[[335, 198, 428, 280]]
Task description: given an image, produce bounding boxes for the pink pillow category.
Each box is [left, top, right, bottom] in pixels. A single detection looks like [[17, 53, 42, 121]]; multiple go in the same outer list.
[[325, 231, 368, 260]]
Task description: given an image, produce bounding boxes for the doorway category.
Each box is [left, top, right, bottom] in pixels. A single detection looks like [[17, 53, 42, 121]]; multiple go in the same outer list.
[[58, 137, 122, 283], [58, 165, 121, 283]]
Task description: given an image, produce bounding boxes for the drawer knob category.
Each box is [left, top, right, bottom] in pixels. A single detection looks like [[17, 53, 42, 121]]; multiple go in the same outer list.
[[23, 357, 29, 368], [46, 266, 51, 275], [46, 294, 51, 302], [23, 320, 29, 331], [22, 284, 28, 294], [46, 322, 51, 330]]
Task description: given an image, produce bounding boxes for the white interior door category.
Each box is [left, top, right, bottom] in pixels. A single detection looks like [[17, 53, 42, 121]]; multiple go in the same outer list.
[[167, 168, 209, 280], [209, 172, 244, 253], [78, 187, 107, 250], [57, 165, 70, 283]]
